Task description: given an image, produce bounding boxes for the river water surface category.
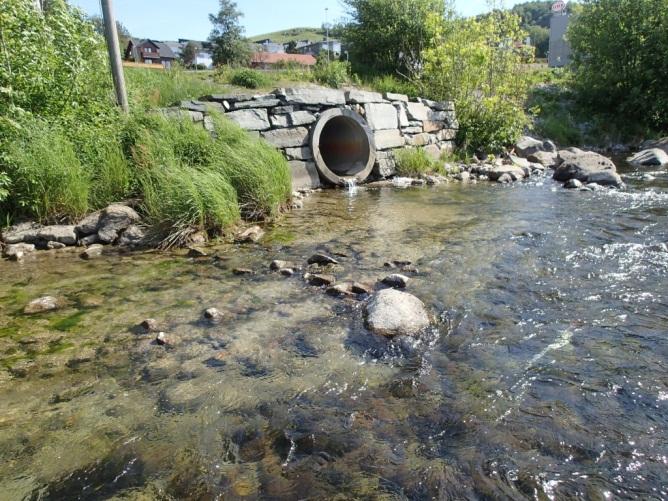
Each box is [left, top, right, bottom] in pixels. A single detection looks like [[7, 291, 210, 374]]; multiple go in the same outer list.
[[1, 165, 667, 500]]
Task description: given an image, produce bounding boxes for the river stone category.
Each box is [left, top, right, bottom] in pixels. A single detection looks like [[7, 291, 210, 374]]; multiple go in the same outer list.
[[553, 150, 622, 187], [35, 226, 76, 246], [364, 103, 399, 130], [46, 241, 66, 250], [24, 296, 62, 315], [233, 268, 254, 276], [564, 178, 584, 189], [141, 318, 160, 333], [627, 148, 668, 167], [326, 283, 356, 298], [3, 243, 36, 258], [204, 308, 224, 323], [280, 268, 296, 277], [278, 87, 346, 106], [236, 226, 264, 243], [305, 273, 336, 286], [382, 274, 410, 289], [226, 109, 271, 131], [489, 165, 527, 182], [528, 150, 560, 168], [290, 161, 321, 190], [118, 225, 146, 248], [515, 136, 557, 157], [1, 222, 42, 244], [97, 204, 141, 244], [270, 260, 293, 271], [79, 234, 100, 246], [640, 137, 668, 154], [155, 332, 169, 346], [80, 244, 104, 260], [365, 289, 430, 338], [262, 127, 309, 148], [307, 253, 339, 265], [75, 211, 102, 237], [187, 247, 208, 258]]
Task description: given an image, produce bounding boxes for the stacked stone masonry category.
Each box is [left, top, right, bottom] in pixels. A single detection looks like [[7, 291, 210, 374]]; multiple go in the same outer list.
[[169, 87, 458, 190]]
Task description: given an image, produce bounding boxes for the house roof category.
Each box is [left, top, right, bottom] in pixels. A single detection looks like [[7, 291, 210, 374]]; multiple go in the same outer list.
[[128, 39, 176, 60], [251, 52, 317, 66]]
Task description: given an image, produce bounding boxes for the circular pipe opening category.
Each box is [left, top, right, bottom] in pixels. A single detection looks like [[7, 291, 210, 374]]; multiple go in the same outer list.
[[311, 108, 376, 186]]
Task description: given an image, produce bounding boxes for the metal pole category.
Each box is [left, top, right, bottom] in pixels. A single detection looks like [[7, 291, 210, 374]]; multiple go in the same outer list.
[[101, 0, 129, 113], [325, 7, 330, 63], [33, 0, 42, 11]]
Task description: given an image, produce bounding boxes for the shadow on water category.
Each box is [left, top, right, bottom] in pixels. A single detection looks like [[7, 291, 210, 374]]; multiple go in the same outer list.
[[1, 166, 668, 499]]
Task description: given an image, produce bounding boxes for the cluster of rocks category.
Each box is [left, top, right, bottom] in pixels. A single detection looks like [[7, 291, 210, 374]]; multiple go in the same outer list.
[[1, 203, 145, 261], [169, 86, 459, 189]]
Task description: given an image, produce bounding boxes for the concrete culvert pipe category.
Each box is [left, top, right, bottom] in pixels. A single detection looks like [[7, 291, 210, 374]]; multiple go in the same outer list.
[[311, 108, 376, 186]]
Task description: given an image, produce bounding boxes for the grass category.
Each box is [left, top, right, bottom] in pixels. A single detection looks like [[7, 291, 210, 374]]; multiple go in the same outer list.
[[125, 67, 224, 108], [394, 148, 442, 177], [248, 27, 325, 44]]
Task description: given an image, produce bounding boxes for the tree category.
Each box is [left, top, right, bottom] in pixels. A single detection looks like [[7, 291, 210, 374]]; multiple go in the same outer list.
[[342, 0, 448, 76], [569, 0, 668, 130], [422, 8, 533, 152], [208, 0, 251, 66], [527, 25, 549, 58], [181, 41, 199, 68], [510, 1, 552, 28], [285, 41, 298, 54], [89, 15, 131, 56]]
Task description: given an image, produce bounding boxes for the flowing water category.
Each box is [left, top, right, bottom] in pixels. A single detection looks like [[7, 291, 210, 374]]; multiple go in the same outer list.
[[1, 164, 667, 500]]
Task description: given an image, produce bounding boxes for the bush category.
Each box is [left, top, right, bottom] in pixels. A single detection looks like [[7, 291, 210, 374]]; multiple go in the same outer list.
[[313, 61, 353, 88], [2, 119, 90, 222], [228, 68, 271, 89], [367, 75, 418, 98], [394, 148, 439, 177], [569, 0, 668, 131]]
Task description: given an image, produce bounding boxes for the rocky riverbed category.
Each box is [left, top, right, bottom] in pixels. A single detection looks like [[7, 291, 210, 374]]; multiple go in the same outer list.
[[0, 158, 666, 499]]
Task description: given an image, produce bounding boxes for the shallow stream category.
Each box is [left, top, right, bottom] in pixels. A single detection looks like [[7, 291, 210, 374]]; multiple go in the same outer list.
[[1, 165, 667, 500]]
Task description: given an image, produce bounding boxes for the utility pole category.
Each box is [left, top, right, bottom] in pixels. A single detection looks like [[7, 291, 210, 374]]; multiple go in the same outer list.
[[101, 0, 129, 113], [33, 0, 42, 12], [325, 7, 330, 63]]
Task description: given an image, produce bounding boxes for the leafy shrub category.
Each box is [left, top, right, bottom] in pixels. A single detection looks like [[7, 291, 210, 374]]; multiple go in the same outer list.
[[367, 75, 418, 98], [313, 61, 353, 88], [0, 173, 10, 203], [2, 119, 90, 222], [228, 68, 271, 89], [422, 9, 532, 153], [0, 0, 111, 119], [394, 148, 439, 177]]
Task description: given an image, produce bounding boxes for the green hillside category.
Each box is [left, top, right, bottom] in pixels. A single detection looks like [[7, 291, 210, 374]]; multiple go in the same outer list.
[[249, 27, 325, 44]]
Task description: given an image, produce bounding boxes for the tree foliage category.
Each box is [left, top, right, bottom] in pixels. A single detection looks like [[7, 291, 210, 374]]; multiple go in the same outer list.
[[510, 1, 553, 28], [0, 0, 111, 119], [208, 0, 251, 66], [569, 0, 668, 130], [181, 41, 199, 68], [422, 8, 533, 152], [89, 14, 131, 55], [342, 0, 447, 76]]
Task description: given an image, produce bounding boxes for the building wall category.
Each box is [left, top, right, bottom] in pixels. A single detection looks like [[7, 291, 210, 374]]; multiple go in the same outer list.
[[549, 14, 571, 67]]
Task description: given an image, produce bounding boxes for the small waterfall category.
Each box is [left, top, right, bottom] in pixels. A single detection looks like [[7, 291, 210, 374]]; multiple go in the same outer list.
[[343, 178, 358, 195]]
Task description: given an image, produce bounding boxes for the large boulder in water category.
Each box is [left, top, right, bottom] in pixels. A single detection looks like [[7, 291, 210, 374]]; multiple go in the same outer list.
[[365, 289, 430, 338], [639, 137, 668, 154], [97, 204, 141, 244], [553, 148, 623, 187], [627, 148, 668, 168]]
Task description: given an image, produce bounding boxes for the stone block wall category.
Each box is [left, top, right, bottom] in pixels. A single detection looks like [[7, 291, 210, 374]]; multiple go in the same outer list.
[[166, 86, 458, 188]]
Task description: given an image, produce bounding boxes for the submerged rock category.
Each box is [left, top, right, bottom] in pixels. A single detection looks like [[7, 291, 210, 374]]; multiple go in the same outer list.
[[270, 260, 293, 271], [382, 274, 411, 289], [187, 247, 208, 258], [3, 243, 36, 258], [80, 244, 104, 260], [141, 319, 160, 333], [307, 253, 339, 265], [279, 268, 296, 277], [365, 289, 430, 338], [564, 179, 584, 189], [155, 332, 169, 346], [24, 296, 62, 315], [204, 308, 224, 323], [305, 273, 336, 287], [233, 268, 254, 276]]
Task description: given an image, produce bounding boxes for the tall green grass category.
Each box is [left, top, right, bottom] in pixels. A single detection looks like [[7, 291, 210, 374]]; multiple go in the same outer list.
[[125, 67, 223, 108], [394, 148, 440, 177]]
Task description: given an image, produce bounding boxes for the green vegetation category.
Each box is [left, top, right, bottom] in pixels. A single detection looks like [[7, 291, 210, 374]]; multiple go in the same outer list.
[[0, 0, 291, 245], [208, 0, 252, 66], [249, 27, 325, 44], [227, 68, 272, 89], [394, 148, 440, 177], [569, 0, 668, 132], [313, 60, 355, 88]]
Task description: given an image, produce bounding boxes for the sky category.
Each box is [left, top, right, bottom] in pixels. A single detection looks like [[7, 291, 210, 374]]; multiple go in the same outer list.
[[69, 0, 528, 41]]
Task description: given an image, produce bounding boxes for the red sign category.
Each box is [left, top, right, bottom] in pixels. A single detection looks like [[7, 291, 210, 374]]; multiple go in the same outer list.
[[552, 1, 567, 13]]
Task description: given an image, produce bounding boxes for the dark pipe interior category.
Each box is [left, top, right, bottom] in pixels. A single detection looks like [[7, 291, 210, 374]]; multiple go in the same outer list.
[[318, 116, 371, 176]]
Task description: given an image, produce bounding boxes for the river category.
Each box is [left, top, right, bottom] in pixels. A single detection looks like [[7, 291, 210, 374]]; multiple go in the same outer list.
[[0, 164, 666, 500]]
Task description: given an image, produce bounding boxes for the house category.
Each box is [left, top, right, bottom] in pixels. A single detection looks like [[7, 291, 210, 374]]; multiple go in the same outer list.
[[254, 39, 286, 54], [125, 39, 176, 69], [295, 40, 342, 59], [166, 40, 215, 69], [250, 52, 317, 70]]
